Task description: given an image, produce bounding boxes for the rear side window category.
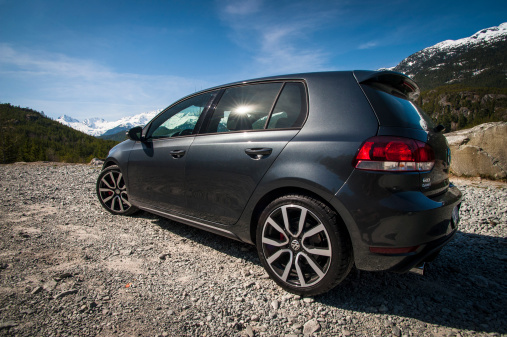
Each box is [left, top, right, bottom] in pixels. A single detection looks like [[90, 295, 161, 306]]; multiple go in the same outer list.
[[205, 81, 307, 133], [206, 83, 282, 133], [267, 82, 307, 129]]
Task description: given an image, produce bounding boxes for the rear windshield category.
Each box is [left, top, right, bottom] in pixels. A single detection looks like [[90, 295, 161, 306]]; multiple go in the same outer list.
[[361, 84, 435, 131]]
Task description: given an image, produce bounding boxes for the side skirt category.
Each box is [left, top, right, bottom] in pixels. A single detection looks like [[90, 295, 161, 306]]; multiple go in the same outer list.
[[138, 205, 243, 242]]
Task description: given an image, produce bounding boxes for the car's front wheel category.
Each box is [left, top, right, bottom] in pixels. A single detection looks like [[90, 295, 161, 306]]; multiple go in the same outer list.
[[256, 195, 353, 296], [96, 165, 138, 215]]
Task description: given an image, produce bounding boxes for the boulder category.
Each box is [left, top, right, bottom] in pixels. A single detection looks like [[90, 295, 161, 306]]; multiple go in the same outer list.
[[444, 122, 507, 179], [89, 158, 104, 166]]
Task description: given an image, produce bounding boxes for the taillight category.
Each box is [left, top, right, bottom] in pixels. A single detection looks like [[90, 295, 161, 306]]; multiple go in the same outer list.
[[354, 136, 435, 172]]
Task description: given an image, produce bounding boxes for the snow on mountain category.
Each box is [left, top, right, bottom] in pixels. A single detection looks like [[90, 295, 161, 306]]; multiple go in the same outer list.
[[420, 23, 505, 67], [393, 22, 507, 89], [57, 109, 162, 137]]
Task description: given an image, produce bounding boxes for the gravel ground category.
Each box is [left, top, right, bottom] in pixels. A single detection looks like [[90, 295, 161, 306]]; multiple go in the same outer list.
[[0, 163, 505, 337]]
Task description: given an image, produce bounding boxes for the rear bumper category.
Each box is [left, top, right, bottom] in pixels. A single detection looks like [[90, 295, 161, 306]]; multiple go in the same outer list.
[[333, 171, 462, 272]]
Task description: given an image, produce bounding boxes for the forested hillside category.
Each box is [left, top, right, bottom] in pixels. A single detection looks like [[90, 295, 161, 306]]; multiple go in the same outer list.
[[417, 86, 507, 132], [0, 104, 119, 164]]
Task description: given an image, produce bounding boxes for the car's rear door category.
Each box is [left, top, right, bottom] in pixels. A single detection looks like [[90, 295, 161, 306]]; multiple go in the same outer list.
[[183, 81, 307, 225]]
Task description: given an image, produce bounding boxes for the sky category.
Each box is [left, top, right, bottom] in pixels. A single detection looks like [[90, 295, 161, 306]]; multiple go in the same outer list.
[[0, 0, 505, 121]]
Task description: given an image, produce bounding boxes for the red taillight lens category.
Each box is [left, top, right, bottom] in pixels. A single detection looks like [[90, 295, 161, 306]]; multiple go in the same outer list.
[[354, 136, 435, 172]]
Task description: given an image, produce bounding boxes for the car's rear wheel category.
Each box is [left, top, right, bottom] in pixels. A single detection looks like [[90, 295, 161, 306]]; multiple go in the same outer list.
[[96, 165, 138, 215], [256, 195, 353, 296]]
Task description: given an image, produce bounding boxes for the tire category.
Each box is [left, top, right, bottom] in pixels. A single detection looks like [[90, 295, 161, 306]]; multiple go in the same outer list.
[[256, 195, 353, 296], [96, 165, 138, 216]]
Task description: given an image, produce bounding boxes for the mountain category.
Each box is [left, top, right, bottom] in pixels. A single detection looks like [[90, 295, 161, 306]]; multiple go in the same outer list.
[[56, 109, 162, 137], [394, 23, 507, 90], [0, 103, 119, 164]]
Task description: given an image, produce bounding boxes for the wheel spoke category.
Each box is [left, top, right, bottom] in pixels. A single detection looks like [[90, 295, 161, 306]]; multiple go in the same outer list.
[[304, 247, 332, 257], [99, 187, 114, 194], [266, 249, 293, 281], [266, 217, 287, 239], [120, 192, 131, 206], [101, 176, 114, 189], [110, 196, 118, 211], [301, 223, 326, 241], [107, 172, 117, 188], [280, 253, 294, 282], [266, 248, 291, 264], [302, 253, 326, 279], [102, 195, 113, 203], [281, 206, 291, 235], [295, 252, 325, 287], [296, 208, 307, 237], [262, 237, 287, 247], [118, 197, 125, 212], [116, 173, 123, 188]]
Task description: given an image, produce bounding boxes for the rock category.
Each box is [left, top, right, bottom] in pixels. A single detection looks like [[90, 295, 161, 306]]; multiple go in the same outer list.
[[303, 297, 314, 303], [31, 286, 43, 295], [445, 122, 507, 179], [43, 279, 57, 291], [158, 253, 170, 260], [0, 321, 18, 329], [89, 158, 104, 166], [55, 289, 78, 299], [271, 300, 279, 310], [244, 325, 254, 337], [303, 319, 320, 335], [392, 326, 401, 337]]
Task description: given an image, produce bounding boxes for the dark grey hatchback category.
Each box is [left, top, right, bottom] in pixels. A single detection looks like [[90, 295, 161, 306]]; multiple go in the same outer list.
[[97, 71, 462, 295]]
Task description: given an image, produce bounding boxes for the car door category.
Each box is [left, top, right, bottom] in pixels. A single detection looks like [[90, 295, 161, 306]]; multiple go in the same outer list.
[[127, 90, 218, 213], [184, 82, 308, 225]]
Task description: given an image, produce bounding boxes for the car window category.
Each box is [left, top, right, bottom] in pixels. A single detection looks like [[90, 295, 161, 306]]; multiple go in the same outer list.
[[148, 91, 218, 139], [205, 83, 283, 133], [267, 82, 307, 129]]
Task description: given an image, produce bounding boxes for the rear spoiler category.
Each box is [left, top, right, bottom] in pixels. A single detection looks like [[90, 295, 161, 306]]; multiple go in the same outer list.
[[353, 70, 420, 101]]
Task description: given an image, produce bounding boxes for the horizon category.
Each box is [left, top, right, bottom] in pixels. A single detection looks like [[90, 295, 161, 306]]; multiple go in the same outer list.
[[0, 0, 505, 122]]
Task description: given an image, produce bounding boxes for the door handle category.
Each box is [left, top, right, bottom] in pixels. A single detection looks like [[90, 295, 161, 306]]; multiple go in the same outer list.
[[245, 148, 272, 159], [170, 149, 186, 158]]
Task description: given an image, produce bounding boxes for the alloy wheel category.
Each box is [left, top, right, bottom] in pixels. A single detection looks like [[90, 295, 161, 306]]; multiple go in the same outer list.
[[261, 204, 332, 287]]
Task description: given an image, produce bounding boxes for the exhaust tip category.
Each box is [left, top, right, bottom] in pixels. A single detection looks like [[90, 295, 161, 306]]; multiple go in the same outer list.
[[409, 262, 426, 276]]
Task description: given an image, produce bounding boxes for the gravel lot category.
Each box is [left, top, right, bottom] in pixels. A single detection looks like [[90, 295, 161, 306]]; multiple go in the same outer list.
[[0, 163, 505, 337]]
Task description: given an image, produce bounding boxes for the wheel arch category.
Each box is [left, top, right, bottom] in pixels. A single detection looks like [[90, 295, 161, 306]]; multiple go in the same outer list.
[[249, 186, 352, 247], [102, 158, 120, 170]]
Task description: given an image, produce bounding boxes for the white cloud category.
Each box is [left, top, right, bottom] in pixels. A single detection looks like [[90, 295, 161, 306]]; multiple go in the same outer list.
[[0, 44, 209, 120], [216, 1, 335, 76], [222, 0, 262, 15], [358, 41, 378, 50]]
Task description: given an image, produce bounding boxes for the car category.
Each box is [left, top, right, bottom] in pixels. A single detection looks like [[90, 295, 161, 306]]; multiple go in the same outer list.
[[96, 70, 462, 296]]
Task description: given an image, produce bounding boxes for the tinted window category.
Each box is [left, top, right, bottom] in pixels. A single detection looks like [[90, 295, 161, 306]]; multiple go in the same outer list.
[[361, 85, 435, 131], [267, 82, 307, 129], [148, 91, 218, 139], [206, 83, 283, 133]]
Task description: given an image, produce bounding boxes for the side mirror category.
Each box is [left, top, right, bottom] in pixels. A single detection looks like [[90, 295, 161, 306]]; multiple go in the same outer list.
[[127, 126, 144, 141]]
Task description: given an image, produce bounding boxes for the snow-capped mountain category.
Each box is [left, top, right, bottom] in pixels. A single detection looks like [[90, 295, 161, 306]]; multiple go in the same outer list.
[[393, 22, 507, 90], [56, 109, 162, 137]]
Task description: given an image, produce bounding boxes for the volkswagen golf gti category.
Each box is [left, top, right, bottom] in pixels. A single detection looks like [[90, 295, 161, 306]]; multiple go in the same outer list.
[[96, 70, 462, 295]]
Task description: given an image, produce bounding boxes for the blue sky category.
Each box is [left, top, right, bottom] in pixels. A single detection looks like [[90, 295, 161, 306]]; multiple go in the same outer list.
[[0, 0, 505, 121]]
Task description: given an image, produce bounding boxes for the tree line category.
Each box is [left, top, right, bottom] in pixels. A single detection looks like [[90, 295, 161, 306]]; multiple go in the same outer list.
[[417, 85, 507, 132], [0, 104, 118, 164]]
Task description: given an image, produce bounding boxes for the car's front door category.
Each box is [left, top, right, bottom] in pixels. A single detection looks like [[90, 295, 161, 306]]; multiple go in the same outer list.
[[127, 91, 218, 213]]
